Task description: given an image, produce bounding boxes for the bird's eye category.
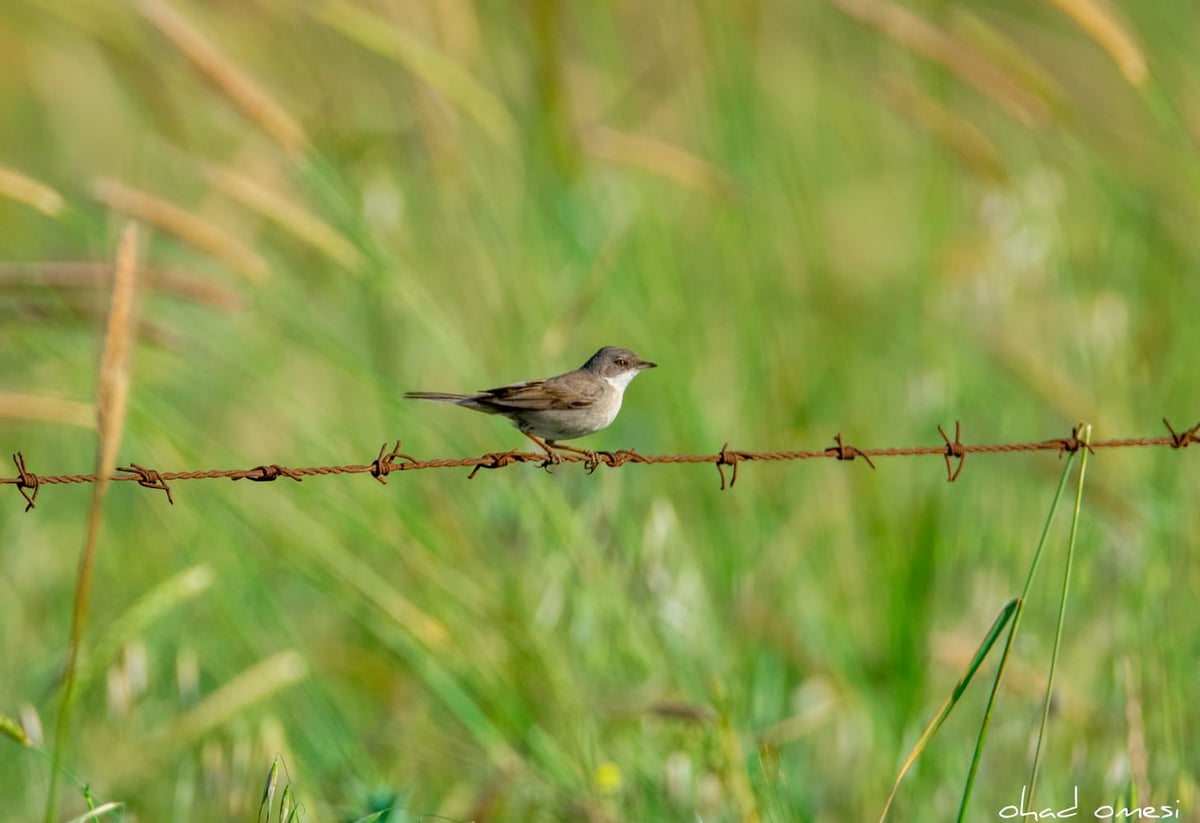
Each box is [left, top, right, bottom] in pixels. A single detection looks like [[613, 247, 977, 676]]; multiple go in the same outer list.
[[615, 359, 627, 367]]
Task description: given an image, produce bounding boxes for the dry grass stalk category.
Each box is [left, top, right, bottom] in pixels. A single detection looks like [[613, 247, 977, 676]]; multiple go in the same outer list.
[[581, 126, 735, 197], [139, 0, 308, 156], [0, 261, 243, 311], [95, 223, 141, 489], [0, 392, 95, 429], [0, 165, 65, 217], [204, 164, 364, 272], [92, 178, 270, 283], [950, 12, 1068, 115], [833, 0, 1049, 127], [1048, 0, 1147, 86], [46, 223, 142, 823], [881, 77, 1008, 183]]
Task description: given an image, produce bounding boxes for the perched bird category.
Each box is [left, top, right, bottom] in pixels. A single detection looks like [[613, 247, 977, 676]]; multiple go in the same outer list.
[[405, 346, 656, 461]]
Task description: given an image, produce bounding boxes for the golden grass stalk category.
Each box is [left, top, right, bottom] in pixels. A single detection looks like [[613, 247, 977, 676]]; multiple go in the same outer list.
[[0, 392, 95, 429], [881, 77, 1008, 183], [0, 165, 65, 217], [1048, 0, 1147, 86], [92, 178, 270, 283], [581, 126, 736, 196], [46, 224, 141, 823], [951, 11, 1069, 115], [139, 0, 308, 156], [203, 164, 364, 272], [833, 0, 1049, 127], [95, 226, 140, 479], [314, 1, 516, 146], [0, 261, 243, 311]]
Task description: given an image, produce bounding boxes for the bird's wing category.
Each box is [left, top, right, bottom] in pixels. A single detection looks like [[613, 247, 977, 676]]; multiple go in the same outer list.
[[476, 375, 603, 411]]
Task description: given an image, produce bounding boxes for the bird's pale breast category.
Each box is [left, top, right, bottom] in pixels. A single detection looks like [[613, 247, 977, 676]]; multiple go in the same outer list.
[[511, 390, 623, 440]]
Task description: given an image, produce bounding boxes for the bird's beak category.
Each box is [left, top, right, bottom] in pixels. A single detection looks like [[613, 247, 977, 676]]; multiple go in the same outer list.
[[639, 359, 657, 370]]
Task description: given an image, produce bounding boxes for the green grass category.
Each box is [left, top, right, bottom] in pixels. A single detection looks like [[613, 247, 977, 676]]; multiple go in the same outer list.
[[2, 1, 1199, 820]]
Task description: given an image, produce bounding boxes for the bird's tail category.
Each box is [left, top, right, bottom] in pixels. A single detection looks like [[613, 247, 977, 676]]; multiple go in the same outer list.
[[404, 391, 472, 403]]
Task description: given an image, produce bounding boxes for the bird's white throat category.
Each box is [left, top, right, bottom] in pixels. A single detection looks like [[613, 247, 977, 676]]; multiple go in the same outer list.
[[604, 370, 639, 393]]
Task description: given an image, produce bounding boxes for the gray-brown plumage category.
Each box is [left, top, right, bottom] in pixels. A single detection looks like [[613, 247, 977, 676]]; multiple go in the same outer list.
[[405, 346, 656, 448]]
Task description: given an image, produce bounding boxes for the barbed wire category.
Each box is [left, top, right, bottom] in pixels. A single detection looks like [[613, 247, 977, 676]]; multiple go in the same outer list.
[[3, 419, 1198, 510]]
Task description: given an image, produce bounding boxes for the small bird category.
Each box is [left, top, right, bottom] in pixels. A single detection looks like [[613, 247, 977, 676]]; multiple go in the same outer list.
[[405, 346, 657, 461]]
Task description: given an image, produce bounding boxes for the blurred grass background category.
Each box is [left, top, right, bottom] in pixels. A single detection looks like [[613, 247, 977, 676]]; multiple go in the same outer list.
[[2, 0, 1199, 820]]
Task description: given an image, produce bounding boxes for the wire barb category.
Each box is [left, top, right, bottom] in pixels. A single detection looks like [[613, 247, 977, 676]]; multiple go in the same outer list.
[[604, 448, 649, 468], [1163, 418, 1200, 449], [827, 433, 876, 470], [467, 450, 523, 480], [11, 452, 39, 511], [370, 440, 417, 485], [938, 421, 967, 482], [715, 442, 742, 490], [1044, 424, 1096, 458], [234, 464, 303, 482], [118, 463, 174, 504]]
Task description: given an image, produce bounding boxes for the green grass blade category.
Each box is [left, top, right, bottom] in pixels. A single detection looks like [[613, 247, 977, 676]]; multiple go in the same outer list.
[[879, 597, 1018, 822], [279, 784, 296, 823], [956, 442, 1081, 822], [1028, 425, 1092, 801], [0, 712, 32, 747], [258, 755, 282, 823]]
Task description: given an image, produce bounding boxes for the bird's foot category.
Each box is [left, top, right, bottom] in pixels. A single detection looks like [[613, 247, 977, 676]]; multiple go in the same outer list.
[[581, 449, 618, 473], [521, 433, 562, 471], [538, 448, 563, 472], [547, 442, 615, 473]]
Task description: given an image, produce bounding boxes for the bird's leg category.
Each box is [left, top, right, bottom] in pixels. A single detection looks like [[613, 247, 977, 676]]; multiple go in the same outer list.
[[522, 432, 562, 467], [546, 441, 609, 473]]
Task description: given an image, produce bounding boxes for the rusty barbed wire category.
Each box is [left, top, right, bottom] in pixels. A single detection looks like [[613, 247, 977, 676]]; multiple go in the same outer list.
[[3, 419, 1198, 509]]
